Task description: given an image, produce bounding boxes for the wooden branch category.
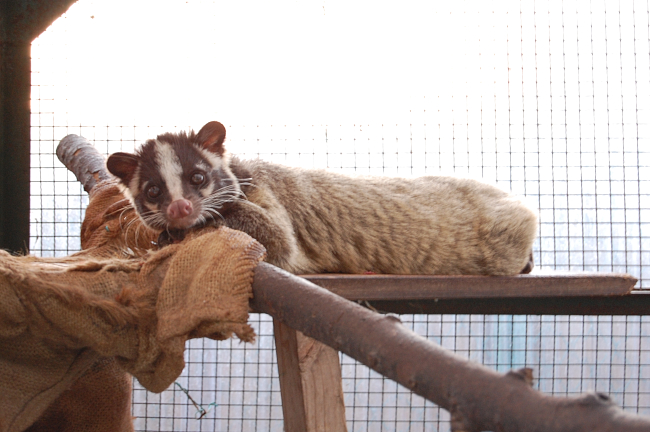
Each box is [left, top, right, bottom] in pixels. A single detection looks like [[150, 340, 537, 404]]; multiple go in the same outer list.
[[251, 263, 650, 432], [57, 134, 112, 193]]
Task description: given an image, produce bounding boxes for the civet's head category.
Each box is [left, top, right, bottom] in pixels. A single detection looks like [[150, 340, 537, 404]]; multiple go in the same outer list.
[[106, 121, 242, 231]]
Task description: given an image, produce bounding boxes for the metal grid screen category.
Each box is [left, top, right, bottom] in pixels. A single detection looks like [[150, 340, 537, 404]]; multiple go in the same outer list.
[[29, 0, 649, 431]]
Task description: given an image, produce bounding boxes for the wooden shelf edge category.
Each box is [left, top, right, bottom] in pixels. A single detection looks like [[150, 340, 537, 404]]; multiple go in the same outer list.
[[359, 291, 650, 316], [301, 272, 638, 300]]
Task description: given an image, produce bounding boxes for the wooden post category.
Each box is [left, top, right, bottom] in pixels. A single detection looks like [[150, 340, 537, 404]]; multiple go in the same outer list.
[[0, 0, 80, 253], [274, 320, 348, 432]]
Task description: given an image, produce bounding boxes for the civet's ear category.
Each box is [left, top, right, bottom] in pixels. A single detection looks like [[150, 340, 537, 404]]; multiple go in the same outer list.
[[196, 121, 227, 155], [106, 152, 139, 185]]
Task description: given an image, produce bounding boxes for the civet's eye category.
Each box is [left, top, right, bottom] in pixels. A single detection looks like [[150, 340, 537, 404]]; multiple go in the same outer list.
[[146, 185, 161, 199], [190, 172, 205, 186]]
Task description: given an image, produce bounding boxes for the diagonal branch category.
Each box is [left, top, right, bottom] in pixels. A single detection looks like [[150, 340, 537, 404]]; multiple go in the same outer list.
[[57, 134, 112, 193]]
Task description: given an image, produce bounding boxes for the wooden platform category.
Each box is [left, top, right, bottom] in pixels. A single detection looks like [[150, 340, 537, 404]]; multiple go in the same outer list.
[[269, 270, 641, 432], [251, 265, 650, 432], [302, 271, 637, 300]]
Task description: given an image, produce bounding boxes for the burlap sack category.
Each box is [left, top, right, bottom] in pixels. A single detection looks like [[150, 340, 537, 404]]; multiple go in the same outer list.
[[24, 358, 133, 432], [0, 181, 266, 432]]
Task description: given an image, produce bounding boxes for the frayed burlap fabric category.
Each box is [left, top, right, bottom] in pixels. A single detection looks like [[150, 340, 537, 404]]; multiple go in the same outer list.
[[0, 181, 266, 432]]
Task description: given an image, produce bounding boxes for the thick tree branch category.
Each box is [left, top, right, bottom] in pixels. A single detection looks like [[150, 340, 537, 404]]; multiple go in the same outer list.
[[57, 134, 112, 193]]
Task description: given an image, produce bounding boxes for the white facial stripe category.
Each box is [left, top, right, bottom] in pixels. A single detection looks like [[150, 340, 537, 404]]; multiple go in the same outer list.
[[198, 147, 223, 170], [144, 201, 158, 213], [193, 160, 213, 198], [124, 167, 141, 203], [220, 151, 242, 195], [197, 161, 211, 171], [198, 148, 241, 194], [200, 184, 214, 198], [154, 140, 184, 201]]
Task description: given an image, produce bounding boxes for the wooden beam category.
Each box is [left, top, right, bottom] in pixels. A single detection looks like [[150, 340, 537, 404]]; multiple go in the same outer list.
[[302, 272, 644, 315], [274, 320, 348, 432], [2, 0, 79, 43], [0, 39, 31, 253], [302, 272, 637, 300], [0, 0, 78, 253], [362, 291, 650, 316]]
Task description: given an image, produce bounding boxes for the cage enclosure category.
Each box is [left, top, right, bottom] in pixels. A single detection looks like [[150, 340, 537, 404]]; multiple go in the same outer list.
[[5, 0, 650, 431]]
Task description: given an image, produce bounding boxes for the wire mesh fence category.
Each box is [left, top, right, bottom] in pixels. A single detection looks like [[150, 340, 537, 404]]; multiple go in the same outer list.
[[128, 313, 650, 431], [28, 0, 649, 430]]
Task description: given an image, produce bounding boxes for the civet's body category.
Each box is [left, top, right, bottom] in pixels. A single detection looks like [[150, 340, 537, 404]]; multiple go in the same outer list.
[[107, 121, 537, 275]]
